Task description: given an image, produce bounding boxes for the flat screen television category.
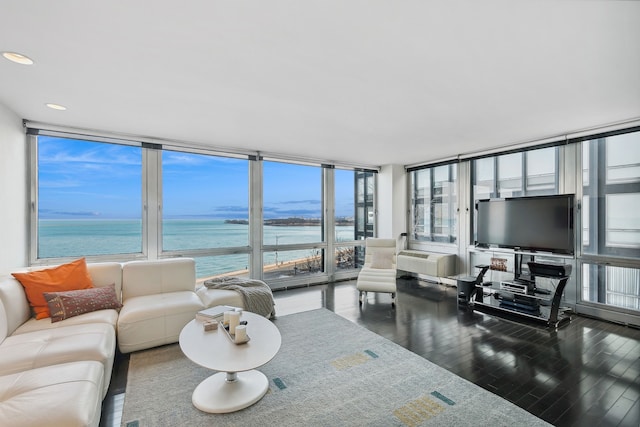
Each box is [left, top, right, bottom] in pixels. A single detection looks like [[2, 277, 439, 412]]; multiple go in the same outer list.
[[475, 194, 575, 255]]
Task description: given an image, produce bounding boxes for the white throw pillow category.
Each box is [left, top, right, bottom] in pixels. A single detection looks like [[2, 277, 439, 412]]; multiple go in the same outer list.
[[370, 252, 393, 269]]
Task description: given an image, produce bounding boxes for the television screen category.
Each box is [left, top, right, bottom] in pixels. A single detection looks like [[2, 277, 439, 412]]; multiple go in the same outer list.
[[475, 194, 575, 255]]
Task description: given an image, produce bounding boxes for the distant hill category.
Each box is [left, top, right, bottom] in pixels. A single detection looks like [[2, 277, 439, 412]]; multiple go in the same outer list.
[[224, 217, 354, 226], [224, 219, 249, 225]]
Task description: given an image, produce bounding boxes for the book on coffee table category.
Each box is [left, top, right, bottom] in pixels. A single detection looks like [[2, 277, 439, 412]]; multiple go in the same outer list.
[[196, 305, 238, 322]]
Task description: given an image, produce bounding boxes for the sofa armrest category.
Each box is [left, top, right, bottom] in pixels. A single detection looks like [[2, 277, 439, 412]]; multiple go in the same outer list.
[[0, 275, 32, 338]]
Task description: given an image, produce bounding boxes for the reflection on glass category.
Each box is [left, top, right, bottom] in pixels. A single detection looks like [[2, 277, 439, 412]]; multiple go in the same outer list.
[[606, 193, 640, 247], [355, 171, 375, 241], [583, 131, 640, 255], [583, 143, 589, 186], [474, 157, 494, 199], [526, 147, 556, 191], [582, 263, 640, 311], [606, 132, 640, 184], [412, 169, 431, 237], [263, 249, 325, 279], [581, 130, 640, 314], [334, 245, 358, 272], [582, 196, 589, 246], [410, 164, 457, 243], [498, 153, 522, 197]]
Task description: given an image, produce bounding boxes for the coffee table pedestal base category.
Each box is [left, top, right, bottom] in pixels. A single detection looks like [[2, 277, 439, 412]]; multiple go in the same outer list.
[[192, 370, 269, 413]]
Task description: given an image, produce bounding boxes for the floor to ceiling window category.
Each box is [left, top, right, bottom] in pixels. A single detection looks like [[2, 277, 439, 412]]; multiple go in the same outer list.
[[29, 130, 375, 287], [409, 163, 457, 244], [355, 171, 375, 241], [334, 169, 367, 273], [262, 161, 324, 280], [334, 169, 356, 244], [161, 149, 250, 279], [467, 146, 561, 285], [581, 129, 640, 312], [353, 170, 375, 267], [497, 153, 523, 197], [473, 146, 558, 200], [471, 146, 559, 242], [33, 135, 142, 260]]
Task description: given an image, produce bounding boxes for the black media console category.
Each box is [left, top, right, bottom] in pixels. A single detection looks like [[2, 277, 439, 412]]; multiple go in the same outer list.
[[466, 257, 572, 328]]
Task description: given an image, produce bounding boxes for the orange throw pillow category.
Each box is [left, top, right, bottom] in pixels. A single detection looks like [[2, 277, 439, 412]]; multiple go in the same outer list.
[[12, 258, 95, 319]]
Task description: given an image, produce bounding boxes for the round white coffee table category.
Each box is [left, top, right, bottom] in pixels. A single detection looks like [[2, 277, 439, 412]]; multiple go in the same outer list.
[[179, 311, 281, 413]]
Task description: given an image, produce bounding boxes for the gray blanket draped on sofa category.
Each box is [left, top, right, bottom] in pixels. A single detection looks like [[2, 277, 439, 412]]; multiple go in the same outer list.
[[203, 277, 276, 318]]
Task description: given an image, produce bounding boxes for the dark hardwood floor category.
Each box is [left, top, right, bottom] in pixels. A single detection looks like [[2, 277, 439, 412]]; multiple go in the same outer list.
[[101, 278, 640, 427]]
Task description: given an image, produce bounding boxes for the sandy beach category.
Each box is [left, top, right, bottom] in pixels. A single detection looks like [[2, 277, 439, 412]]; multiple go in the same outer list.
[[198, 254, 322, 282]]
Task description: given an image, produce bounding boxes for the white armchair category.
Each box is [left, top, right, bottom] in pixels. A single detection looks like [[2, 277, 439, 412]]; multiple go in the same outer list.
[[356, 238, 398, 307]]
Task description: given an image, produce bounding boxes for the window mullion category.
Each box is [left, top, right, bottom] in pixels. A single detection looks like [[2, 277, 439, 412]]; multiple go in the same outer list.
[[325, 167, 335, 279], [250, 158, 263, 279], [144, 147, 161, 260]]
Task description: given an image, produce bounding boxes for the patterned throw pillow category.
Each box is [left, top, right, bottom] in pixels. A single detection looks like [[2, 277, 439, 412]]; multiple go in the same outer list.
[[44, 284, 122, 323]]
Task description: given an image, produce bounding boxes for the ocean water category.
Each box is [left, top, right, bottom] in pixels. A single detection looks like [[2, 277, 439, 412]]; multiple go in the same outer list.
[[38, 219, 355, 277]]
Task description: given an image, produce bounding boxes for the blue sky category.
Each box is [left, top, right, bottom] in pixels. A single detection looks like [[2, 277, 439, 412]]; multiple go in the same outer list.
[[38, 136, 355, 220]]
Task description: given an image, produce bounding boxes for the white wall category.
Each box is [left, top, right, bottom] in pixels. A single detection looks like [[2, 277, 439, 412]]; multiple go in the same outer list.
[[0, 103, 27, 270], [377, 164, 406, 246]]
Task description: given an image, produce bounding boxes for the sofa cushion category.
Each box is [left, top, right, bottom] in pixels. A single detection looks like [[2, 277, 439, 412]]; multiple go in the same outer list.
[[86, 261, 124, 300], [0, 322, 115, 398], [12, 308, 119, 335], [117, 290, 204, 353], [44, 284, 122, 323], [122, 258, 196, 299], [11, 258, 95, 319], [0, 361, 103, 427]]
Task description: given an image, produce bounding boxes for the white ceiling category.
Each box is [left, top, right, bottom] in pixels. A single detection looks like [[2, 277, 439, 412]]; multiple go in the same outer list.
[[1, 1, 639, 167]]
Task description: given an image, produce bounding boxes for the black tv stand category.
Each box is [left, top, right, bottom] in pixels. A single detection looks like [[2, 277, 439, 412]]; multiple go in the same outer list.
[[469, 259, 572, 328]]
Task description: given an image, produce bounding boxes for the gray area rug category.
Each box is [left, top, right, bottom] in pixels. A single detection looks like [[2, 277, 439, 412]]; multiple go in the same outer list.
[[121, 308, 550, 426]]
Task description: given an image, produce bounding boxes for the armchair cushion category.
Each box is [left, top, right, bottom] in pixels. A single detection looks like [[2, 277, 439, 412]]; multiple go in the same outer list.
[[370, 251, 393, 269]]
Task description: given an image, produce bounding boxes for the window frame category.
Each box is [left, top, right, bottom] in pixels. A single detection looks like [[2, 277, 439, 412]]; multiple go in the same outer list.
[[582, 137, 640, 259], [470, 146, 560, 244], [28, 131, 376, 287], [408, 162, 458, 244], [28, 133, 148, 265]]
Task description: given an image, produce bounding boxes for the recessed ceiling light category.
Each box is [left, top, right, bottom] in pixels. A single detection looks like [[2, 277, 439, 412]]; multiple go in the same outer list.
[[45, 103, 67, 111], [2, 51, 34, 65]]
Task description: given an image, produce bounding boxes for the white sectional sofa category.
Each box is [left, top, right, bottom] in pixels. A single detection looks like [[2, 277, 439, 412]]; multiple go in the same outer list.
[[396, 250, 457, 279], [0, 257, 268, 427], [0, 261, 122, 427]]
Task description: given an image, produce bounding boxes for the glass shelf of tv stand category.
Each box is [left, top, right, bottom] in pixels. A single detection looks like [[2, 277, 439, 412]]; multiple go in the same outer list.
[[471, 281, 572, 328]]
